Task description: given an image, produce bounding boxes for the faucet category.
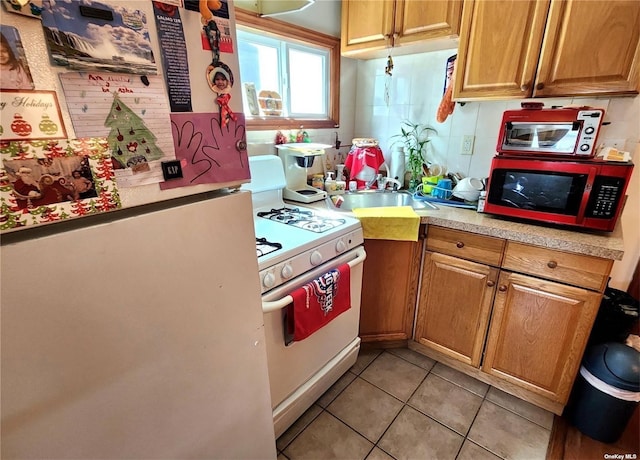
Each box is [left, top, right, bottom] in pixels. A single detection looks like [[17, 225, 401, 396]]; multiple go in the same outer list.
[[364, 174, 381, 190], [385, 177, 403, 191], [365, 174, 403, 191]]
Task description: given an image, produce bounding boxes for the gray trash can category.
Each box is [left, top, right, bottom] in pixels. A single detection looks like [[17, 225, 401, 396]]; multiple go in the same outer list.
[[566, 342, 640, 443]]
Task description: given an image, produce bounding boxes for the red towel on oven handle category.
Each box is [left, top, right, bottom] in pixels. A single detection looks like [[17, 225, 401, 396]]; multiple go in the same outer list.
[[285, 263, 351, 344]]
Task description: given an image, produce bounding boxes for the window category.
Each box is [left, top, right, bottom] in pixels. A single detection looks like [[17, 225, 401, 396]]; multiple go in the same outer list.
[[235, 9, 340, 130]]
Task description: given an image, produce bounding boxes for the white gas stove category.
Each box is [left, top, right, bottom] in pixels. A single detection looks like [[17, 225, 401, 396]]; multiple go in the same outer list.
[[243, 155, 363, 294], [242, 154, 365, 438]]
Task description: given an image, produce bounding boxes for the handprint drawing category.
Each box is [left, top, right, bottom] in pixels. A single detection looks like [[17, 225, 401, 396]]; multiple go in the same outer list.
[[161, 113, 249, 191]]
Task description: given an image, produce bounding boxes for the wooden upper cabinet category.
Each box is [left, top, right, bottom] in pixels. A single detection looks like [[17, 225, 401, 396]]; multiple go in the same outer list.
[[394, 0, 462, 47], [341, 0, 395, 55], [535, 1, 640, 97], [454, 0, 640, 100], [341, 0, 462, 58], [454, 0, 550, 100]]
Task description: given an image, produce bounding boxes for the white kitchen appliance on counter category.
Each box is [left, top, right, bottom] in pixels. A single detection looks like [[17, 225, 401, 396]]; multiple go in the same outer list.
[[275, 143, 332, 204], [243, 155, 366, 438]]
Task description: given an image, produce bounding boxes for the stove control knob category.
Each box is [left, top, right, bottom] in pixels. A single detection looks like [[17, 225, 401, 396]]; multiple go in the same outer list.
[[310, 250, 323, 266], [263, 272, 276, 289], [281, 263, 294, 279], [335, 240, 347, 253]]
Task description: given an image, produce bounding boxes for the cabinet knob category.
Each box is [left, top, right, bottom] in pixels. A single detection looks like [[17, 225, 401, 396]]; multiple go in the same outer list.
[[392, 33, 399, 39], [498, 285, 507, 292], [456, 241, 465, 249], [487, 280, 495, 287], [547, 260, 558, 269], [536, 82, 545, 90], [384, 33, 391, 40], [520, 83, 529, 91]]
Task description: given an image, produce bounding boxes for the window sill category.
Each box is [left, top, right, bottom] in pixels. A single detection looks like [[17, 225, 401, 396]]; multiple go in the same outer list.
[[246, 118, 339, 131]]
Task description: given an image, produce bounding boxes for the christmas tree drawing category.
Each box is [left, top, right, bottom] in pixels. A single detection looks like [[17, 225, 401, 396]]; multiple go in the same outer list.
[[104, 93, 164, 170]]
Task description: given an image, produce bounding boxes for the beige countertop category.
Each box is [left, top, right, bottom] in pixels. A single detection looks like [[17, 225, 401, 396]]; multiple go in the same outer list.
[[308, 198, 625, 261], [412, 206, 625, 261]]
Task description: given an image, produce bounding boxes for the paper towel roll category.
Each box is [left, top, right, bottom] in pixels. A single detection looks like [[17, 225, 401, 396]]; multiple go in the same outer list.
[[390, 147, 406, 185]]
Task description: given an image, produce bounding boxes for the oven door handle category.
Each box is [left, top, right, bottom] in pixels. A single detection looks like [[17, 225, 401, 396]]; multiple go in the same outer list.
[[261, 246, 367, 313]]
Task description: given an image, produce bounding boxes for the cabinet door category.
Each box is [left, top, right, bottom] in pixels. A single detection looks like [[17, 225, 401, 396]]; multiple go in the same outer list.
[[415, 252, 498, 367], [341, 0, 395, 55], [482, 271, 601, 404], [359, 239, 420, 343], [534, 1, 640, 97], [453, 0, 550, 100], [394, 0, 462, 46]]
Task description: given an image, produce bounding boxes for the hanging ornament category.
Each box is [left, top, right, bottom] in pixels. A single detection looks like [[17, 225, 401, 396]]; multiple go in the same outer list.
[[11, 114, 32, 137], [385, 55, 394, 76], [39, 114, 58, 135], [384, 55, 393, 107], [129, 127, 135, 135], [116, 103, 122, 111], [201, 10, 237, 128], [117, 128, 124, 141], [117, 146, 123, 155]]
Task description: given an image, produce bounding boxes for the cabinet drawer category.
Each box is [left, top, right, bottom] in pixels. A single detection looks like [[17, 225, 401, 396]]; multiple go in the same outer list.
[[426, 226, 505, 266], [503, 242, 613, 292]]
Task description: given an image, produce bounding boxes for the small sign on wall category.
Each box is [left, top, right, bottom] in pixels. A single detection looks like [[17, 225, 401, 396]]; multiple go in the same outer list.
[[0, 90, 67, 141]]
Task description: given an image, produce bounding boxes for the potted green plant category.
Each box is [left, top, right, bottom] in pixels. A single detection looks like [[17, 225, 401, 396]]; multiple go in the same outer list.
[[391, 120, 437, 191]]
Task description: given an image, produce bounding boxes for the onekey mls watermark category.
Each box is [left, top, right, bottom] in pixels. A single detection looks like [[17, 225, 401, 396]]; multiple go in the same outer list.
[[604, 454, 637, 459]]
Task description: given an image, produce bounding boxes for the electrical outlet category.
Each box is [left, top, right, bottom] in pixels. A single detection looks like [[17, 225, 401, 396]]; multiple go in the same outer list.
[[461, 135, 475, 155]]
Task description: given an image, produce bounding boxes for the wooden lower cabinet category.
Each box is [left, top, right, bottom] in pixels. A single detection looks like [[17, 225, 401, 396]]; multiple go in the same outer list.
[[412, 226, 609, 414], [415, 252, 497, 367], [359, 238, 421, 344], [482, 271, 601, 404]]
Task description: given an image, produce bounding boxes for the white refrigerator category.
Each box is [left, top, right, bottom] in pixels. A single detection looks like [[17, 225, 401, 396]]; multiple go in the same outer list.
[[0, 1, 277, 458], [1, 190, 277, 459]]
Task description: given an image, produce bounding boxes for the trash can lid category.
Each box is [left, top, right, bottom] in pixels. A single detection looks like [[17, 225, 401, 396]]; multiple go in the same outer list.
[[602, 287, 640, 317], [583, 342, 640, 392]]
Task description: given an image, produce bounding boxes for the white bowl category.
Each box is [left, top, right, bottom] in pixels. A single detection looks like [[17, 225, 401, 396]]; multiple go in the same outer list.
[[452, 177, 483, 202]]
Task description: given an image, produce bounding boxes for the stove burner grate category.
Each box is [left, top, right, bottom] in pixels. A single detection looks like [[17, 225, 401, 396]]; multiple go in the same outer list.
[[257, 207, 345, 233], [256, 237, 282, 258]]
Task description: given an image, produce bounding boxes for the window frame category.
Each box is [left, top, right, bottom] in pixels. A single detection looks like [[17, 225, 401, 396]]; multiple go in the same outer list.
[[235, 8, 340, 130]]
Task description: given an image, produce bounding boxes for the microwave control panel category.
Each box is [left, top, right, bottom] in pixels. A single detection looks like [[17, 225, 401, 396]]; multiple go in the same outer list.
[[586, 177, 625, 218], [576, 110, 604, 157]]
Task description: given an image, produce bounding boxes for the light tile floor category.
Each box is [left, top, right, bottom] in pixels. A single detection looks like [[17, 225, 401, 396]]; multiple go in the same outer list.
[[276, 348, 554, 460]]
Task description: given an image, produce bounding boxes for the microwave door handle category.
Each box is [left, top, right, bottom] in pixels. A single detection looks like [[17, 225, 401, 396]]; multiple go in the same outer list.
[[576, 167, 598, 224]]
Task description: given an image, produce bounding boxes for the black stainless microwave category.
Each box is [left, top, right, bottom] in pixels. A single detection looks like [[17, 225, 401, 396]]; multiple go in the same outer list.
[[484, 156, 634, 232]]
